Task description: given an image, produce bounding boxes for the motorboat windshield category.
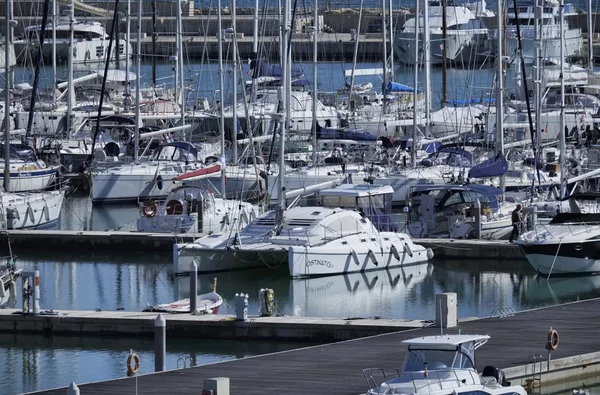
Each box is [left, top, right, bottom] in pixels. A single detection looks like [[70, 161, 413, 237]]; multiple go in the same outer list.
[[404, 345, 475, 373]]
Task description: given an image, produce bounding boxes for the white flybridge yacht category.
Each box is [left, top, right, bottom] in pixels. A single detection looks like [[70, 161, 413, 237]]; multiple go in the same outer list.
[[16, 17, 132, 64], [504, 0, 583, 64], [364, 334, 527, 395], [173, 184, 433, 278], [395, 0, 494, 66]]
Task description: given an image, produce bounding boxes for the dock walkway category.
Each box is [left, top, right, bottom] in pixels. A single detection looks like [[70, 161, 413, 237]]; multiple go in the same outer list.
[[29, 297, 600, 394]]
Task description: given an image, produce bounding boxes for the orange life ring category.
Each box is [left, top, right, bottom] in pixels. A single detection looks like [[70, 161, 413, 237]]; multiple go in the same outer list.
[[127, 353, 140, 375], [546, 329, 559, 351], [143, 201, 157, 218]]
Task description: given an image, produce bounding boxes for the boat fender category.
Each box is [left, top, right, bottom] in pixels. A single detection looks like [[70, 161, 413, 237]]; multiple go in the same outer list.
[[156, 175, 163, 190], [85, 50, 91, 62], [546, 328, 559, 351], [349, 249, 360, 265], [42, 204, 50, 222], [26, 203, 35, 224], [367, 250, 378, 266], [0, 278, 7, 303], [403, 242, 413, 257], [390, 244, 401, 260], [127, 351, 141, 376], [426, 248, 434, 260], [142, 201, 158, 218]]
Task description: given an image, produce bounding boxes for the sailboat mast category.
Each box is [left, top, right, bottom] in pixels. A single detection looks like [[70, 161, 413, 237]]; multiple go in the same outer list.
[[534, 0, 541, 175], [3, 0, 11, 191], [441, 0, 447, 104], [52, 0, 57, 103], [559, 0, 566, 198], [311, 0, 318, 167], [251, 0, 258, 101], [496, 0, 504, 191], [134, 0, 142, 164], [232, 0, 238, 163], [388, 0, 394, 81], [151, 0, 156, 87], [348, 0, 363, 93], [381, 0, 388, 112], [176, 0, 185, 130], [217, 0, 226, 196], [279, 0, 291, 210], [67, 0, 74, 139], [411, 0, 419, 168], [124, 0, 130, 110], [588, 0, 593, 72], [423, 0, 431, 136]]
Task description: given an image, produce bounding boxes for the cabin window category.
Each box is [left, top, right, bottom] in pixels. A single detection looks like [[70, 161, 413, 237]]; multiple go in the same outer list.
[[96, 46, 105, 58], [404, 349, 457, 372]]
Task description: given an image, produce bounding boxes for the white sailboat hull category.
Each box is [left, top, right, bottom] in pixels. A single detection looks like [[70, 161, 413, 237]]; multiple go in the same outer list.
[[1, 190, 64, 229], [0, 166, 58, 192]]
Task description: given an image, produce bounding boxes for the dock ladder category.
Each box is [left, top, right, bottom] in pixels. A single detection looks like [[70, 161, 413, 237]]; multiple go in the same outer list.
[[524, 354, 543, 394]]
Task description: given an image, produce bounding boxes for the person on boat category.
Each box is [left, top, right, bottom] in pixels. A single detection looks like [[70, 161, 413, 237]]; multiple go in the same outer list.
[[509, 204, 523, 243]]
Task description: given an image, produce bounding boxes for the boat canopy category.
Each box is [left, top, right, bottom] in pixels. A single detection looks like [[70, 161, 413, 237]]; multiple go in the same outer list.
[[402, 335, 489, 372], [387, 82, 419, 93], [316, 123, 377, 142], [411, 184, 503, 212], [420, 147, 473, 167], [155, 142, 198, 161]]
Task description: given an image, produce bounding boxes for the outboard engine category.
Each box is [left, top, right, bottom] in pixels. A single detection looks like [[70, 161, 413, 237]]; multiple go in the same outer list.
[[482, 366, 509, 386]]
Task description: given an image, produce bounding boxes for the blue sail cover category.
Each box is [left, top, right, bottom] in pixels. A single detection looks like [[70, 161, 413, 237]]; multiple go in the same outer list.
[[468, 153, 509, 179], [316, 123, 377, 142], [387, 82, 418, 93]]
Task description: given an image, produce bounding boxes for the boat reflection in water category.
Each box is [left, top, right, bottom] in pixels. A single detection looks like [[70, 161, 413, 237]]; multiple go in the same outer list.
[[521, 275, 600, 306], [286, 263, 434, 318]]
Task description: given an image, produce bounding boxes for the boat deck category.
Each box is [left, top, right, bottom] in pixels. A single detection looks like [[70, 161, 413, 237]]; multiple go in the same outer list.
[[30, 297, 600, 394]]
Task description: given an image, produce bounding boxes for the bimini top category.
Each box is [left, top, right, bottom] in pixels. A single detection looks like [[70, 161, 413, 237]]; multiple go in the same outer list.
[[402, 334, 490, 349], [319, 184, 394, 198]]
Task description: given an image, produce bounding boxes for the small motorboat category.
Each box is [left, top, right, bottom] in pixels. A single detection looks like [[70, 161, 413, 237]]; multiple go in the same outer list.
[[143, 278, 222, 314], [363, 334, 527, 395]]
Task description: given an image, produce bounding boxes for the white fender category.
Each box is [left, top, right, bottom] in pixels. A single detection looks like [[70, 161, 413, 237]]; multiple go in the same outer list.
[[349, 249, 360, 265], [390, 244, 401, 260], [26, 203, 35, 225], [0, 278, 7, 305], [403, 241, 413, 257], [367, 250, 379, 266], [239, 210, 249, 227], [42, 203, 50, 222]]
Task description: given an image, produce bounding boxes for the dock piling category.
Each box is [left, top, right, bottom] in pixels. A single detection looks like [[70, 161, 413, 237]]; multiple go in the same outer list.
[[154, 314, 166, 372], [190, 261, 198, 313], [66, 382, 79, 395], [474, 199, 482, 239]]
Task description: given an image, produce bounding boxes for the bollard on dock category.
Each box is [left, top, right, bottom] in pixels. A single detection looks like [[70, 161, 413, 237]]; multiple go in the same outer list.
[[67, 382, 80, 395], [235, 293, 248, 321], [190, 261, 198, 313], [154, 314, 166, 372]]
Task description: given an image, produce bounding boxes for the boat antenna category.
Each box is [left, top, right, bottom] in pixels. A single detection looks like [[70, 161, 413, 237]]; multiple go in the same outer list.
[[213, 277, 217, 292]]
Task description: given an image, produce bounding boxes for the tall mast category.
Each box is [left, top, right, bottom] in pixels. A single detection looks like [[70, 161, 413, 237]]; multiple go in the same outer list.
[[251, 0, 258, 101], [124, 0, 131, 110], [134, 0, 142, 164], [497, 0, 504, 191], [534, 0, 541, 177], [559, 0, 566, 198], [381, 0, 388, 112], [423, 0, 431, 136], [67, 0, 74, 139], [232, 0, 238, 163], [52, 0, 57, 103], [588, 0, 594, 73], [348, 0, 363, 93], [388, 0, 394, 81], [176, 0, 185, 131], [151, 0, 157, 87], [279, 0, 290, 211], [3, 0, 12, 191], [411, 0, 419, 168], [217, 0, 226, 196], [311, 0, 318, 167], [441, 0, 447, 105]]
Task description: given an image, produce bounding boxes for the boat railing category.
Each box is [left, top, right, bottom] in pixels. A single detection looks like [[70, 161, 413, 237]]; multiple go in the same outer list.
[[363, 368, 480, 393]]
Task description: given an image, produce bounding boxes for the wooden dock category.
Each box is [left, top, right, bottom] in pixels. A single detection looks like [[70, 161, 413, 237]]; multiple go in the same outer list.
[[0, 230, 524, 259], [27, 297, 600, 395]]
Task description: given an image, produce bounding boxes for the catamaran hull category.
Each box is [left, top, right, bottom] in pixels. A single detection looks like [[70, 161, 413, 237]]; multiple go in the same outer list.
[[288, 239, 432, 278]]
